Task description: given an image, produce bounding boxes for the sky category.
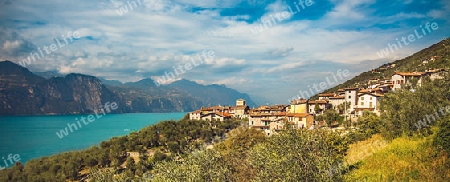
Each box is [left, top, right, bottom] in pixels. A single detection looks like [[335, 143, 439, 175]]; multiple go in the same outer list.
[[0, 0, 449, 105]]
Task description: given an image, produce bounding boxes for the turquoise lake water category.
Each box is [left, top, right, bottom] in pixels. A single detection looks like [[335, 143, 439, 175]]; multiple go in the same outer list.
[[0, 113, 186, 166]]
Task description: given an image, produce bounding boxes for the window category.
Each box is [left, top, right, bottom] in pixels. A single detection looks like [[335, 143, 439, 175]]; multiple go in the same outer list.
[[361, 102, 364, 106], [251, 121, 254, 125], [348, 96, 351, 99], [361, 97, 364, 100], [369, 102, 373, 108], [370, 97, 372, 100]]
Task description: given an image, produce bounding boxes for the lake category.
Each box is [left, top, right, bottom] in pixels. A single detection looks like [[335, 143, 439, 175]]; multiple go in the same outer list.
[[0, 113, 186, 166]]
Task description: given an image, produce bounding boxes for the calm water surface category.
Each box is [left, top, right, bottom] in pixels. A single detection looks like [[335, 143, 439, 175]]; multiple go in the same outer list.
[[0, 113, 186, 166]]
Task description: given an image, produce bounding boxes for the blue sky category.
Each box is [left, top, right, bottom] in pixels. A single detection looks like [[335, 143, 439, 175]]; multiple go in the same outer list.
[[0, 0, 449, 104]]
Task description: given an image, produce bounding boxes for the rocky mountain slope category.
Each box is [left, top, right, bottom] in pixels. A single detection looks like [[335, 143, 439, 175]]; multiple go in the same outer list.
[[0, 61, 256, 115]]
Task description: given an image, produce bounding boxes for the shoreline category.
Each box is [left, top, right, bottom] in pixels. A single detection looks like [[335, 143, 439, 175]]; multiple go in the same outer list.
[[0, 111, 190, 117]]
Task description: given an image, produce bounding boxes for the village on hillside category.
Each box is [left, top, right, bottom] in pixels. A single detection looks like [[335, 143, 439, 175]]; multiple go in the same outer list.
[[189, 68, 448, 136]]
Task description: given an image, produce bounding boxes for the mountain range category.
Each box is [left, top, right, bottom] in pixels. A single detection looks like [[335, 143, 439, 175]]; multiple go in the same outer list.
[[0, 61, 256, 115]]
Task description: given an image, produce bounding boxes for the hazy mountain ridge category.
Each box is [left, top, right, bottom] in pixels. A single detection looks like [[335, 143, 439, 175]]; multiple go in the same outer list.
[[0, 61, 256, 115], [165, 79, 257, 108]]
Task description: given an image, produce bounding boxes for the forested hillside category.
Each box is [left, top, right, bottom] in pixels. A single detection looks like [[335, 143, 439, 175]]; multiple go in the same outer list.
[[317, 38, 450, 95]]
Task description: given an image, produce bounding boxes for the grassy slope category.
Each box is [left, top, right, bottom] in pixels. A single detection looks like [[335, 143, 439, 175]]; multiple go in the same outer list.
[[344, 131, 450, 181]]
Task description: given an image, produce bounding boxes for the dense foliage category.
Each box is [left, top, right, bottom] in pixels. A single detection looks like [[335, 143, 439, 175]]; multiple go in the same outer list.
[[150, 128, 350, 181], [380, 76, 450, 139], [249, 129, 348, 181], [434, 115, 450, 154]]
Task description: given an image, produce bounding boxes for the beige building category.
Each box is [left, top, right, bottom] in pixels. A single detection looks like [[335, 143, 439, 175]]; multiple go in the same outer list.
[[188, 99, 250, 121], [201, 112, 232, 121], [286, 113, 314, 129], [307, 100, 331, 114], [344, 88, 359, 111], [426, 68, 447, 81], [248, 105, 288, 136], [391, 72, 427, 91], [288, 99, 308, 114], [354, 92, 383, 116], [234, 98, 249, 118], [190, 110, 202, 120], [249, 109, 286, 136], [318, 93, 335, 100], [328, 95, 345, 110]]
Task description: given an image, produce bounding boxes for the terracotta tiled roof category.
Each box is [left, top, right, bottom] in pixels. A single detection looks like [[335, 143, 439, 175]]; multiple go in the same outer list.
[[426, 68, 445, 73], [290, 99, 308, 105], [215, 112, 232, 117], [359, 89, 369, 93], [235, 106, 248, 110], [210, 106, 231, 110], [337, 89, 345, 92], [394, 72, 427, 76], [273, 112, 286, 116], [359, 88, 382, 93], [250, 112, 286, 117], [270, 105, 287, 109], [308, 100, 328, 104], [358, 92, 384, 97], [344, 87, 359, 90], [318, 93, 335, 97], [329, 95, 345, 99], [286, 113, 310, 117]]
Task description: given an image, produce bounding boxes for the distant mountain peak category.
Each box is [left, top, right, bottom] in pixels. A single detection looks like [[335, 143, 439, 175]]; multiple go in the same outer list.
[[0, 60, 33, 74]]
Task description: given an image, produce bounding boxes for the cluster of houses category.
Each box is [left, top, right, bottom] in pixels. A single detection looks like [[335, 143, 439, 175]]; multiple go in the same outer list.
[[189, 99, 249, 121], [189, 68, 447, 135]]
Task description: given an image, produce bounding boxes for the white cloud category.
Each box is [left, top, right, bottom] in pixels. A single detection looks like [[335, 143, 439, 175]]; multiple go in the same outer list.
[[325, 0, 376, 20], [3, 40, 20, 50], [0, 0, 448, 103], [212, 76, 247, 85]]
